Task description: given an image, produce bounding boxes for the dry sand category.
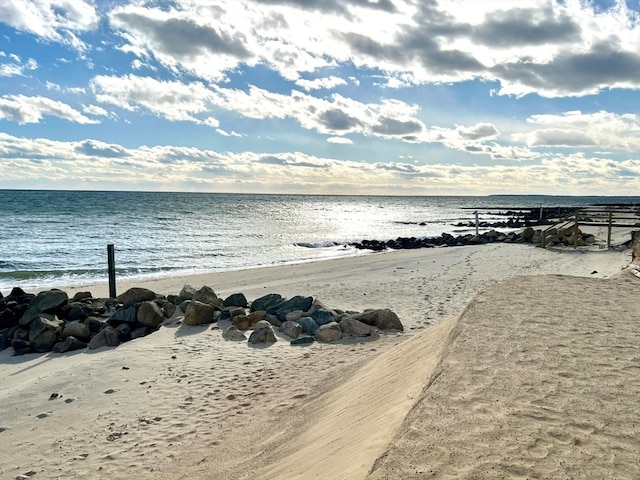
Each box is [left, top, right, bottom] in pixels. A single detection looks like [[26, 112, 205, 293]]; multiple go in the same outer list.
[[1, 240, 638, 479]]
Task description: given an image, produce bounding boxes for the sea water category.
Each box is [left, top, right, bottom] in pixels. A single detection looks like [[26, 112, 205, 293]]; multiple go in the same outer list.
[[1, 190, 637, 292]]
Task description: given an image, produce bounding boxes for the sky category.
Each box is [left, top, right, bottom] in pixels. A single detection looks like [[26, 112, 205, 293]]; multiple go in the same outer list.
[[0, 0, 639, 195]]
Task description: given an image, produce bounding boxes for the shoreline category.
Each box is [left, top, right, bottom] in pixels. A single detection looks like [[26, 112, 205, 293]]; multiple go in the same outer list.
[[1, 242, 637, 479]]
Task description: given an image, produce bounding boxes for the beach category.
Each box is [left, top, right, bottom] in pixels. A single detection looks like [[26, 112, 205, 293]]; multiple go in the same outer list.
[[1, 239, 638, 479]]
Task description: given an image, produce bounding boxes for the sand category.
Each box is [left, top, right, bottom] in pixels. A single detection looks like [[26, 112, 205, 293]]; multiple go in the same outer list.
[[1, 239, 638, 479]]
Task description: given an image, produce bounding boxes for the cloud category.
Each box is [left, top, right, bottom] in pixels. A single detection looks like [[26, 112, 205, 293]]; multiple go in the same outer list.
[[75, 140, 130, 158], [513, 111, 640, 151], [295, 76, 348, 91], [327, 136, 353, 144], [0, 94, 99, 124], [457, 123, 499, 141], [0, 56, 37, 77], [0, 0, 98, 50]]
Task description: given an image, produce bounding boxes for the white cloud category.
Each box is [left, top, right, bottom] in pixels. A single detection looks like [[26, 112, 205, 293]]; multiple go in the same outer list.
[[0, 56, 37, 77], [0, 94, 99, 124], [0, 0, 99, 50], [295, 76, 348, 91], [327, 136, 353, 144]]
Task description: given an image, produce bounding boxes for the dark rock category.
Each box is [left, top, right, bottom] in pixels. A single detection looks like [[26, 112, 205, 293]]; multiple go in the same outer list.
[[85, 316, 105, 333], [163, 302, 177, 318], [52, 336, 87, 353], [353, 309, 403, 331], [229, 307, 247, 319], [223, 293, 248, 308], [179, 300, 191, 313], [89, 326, 120, 349], [167, 294, 182, 305], [13, 327, 29, 341], [117, 287, 156, 307], [267, 295, 313, 321], [130, 326, 148, 340], [66, 303, 94, 321], [19, 289, 69, 326], [291, 336, 315, 346], [263, 313, 281, 328], [29, 315, 64, 352], [137, 301, 165, 327], [0, 308, 17, 329], [315, 322, 343, 342], [108, 305, 139, 324], [250, 293, 283, 312], [248, 324, 277, 345], [298, 316, 319, 335], [222, 326, 247, 341], [115, 323, 132, 341], [0, 328, 11, 351], [183, 301, 216, 326], [311, 309, 334, 326], [11, 338, 33, 356]]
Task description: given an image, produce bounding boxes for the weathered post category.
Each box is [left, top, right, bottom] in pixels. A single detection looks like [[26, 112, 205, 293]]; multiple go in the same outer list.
[[474, 211, 479, 235], [573, 211, 580, 248], [607, 211, 612, 248], [107, 244, 116, 298], [541, 230, 547, 249]]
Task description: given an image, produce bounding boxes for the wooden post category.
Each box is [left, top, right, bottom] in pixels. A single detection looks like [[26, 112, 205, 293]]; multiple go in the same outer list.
[[475, 211, 479, 235], [607, 212, 612, 248], [541, 230, 546, 249], [573, 211, 580, 248], [107, 244, 116, 298]]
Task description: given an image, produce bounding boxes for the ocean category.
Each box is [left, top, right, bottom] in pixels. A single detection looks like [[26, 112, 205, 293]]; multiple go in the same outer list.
[[1, 190, 638, 292]]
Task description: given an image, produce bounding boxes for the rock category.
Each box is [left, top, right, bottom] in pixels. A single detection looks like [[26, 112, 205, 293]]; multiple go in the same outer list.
[[248, 310, 266, 324], [353, 309, 403, 331], [61, 321, 91, 341], [339, 317, 373, 337], [233, 315, 253, 331], [223, 293, 248, 308], [291, 336, 315, 346], [108, 305, 138, 324], [163, 302, 177, 318], [0, 308, 17, 329], [315, 322, 343, 342], [248, 325, 277, 345], [267, 295, 314, 321], [71, 291, 92, 302], [311, 309, 334, 326], [280, 320, 303, 339], [11, 338, 33, 356], [89, 326, 120, 349], [179, 300, 191, 313], [285, 310, 304, 322], [250, 293, 283, 312], [137, 301, 165, 327], [52, 336, 87, 353], [130, 326, 148, 340], [115, 323, 132, 341], [183, 301, 216, 326], [66, 303, 94, 321], [229, 307, 247, 319], [0, 328, 11, 351], [85, 316, 105, 333], [298, 316, 319, 335], [222, 325, 247, 341], [117, 287, 156, 307], [19, 289, 69, 326], [520, 227, 535, 242], [192, 286, 223, 308], [263, 313, 281, 328], [29, 315, 64, 352], [179, 284, 197, 300]]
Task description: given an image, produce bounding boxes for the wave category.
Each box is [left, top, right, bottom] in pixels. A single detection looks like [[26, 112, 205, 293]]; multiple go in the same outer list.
[[294, 241, 342, 249]]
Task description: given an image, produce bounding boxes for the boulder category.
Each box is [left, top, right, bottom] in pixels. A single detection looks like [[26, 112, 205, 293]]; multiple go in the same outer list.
[[192, 286, 223, 308], [223, 293, 248, 308], [184, 301, 216, 326], [179, 284, 197, 300], [280, 320, 303, 339], [163, 302, 177, 318], [263, 313, 281, 328], [311, 309, 334, 326], [115, 323, 132, 341], [229, 307, 247, 319], [11, 338, 33, 356], [71, 291, 92, 302], [0, 328, 11, 351], [291, 336, 315, 346], [521, 227, 535, 242], [108, 305, 138, 324], [19, 289, 69, 326], [0, 308, 17, 329], [130, 326, 148, 340], [315, 322, 343, 342], [233, 315, 253, 331], [248, 324, 277, 345], [29, 315, 64, 352], [298, 316, 319, 335], [353, 309, 403, 331], [285, 310, 304, 322], [137, 301, 165, 327], [222, 325, 247, 341], [89, 326, 120, 349], [250, 293, 283, 312], [267, 296, 313, 321], [61, 321, 91, 341], [85, 316, 105, 333], [66, 303, 94, 321], [117, 287, 156, 307], [339, 317, 373, 337], [52, 336, 87, 353]]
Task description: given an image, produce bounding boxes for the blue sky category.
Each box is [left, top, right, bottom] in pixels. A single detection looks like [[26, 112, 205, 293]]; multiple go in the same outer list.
[[0, 0, 639, 195]]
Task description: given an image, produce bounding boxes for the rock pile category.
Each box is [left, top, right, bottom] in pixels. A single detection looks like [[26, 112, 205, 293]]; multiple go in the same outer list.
[[0, 284, 404, 356], [351, 226, 599, 251]]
